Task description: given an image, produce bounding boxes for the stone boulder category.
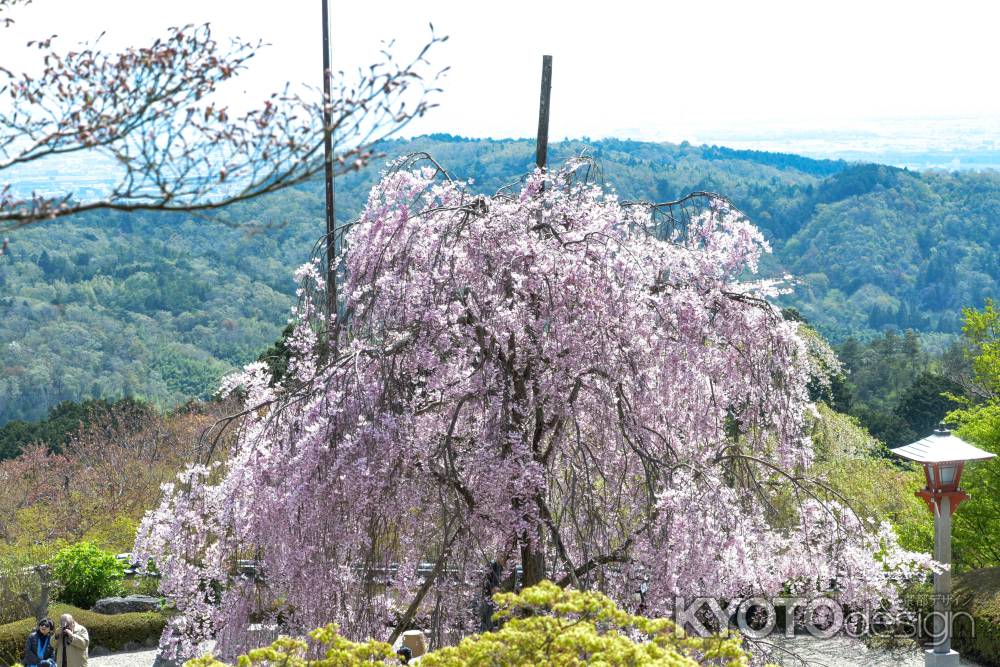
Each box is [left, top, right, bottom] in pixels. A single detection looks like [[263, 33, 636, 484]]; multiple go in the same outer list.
[[92, 595, 161, 614]]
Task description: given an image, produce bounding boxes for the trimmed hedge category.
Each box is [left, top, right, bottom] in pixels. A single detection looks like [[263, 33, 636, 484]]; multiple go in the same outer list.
[[0, 604, 164, 666], [953, 567, 1000, 667]]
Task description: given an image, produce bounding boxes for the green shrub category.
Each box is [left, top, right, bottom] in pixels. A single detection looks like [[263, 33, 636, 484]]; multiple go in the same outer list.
[[123, 575, 161, 599], [50, 542, 125, 609], [953, 615, 1000, 667], [0, 558, 34, 626], [953, 567, 1000, 666], [422, 582, 745, 666], [186, 582, 748, 667], [0, 603, 165, 666]]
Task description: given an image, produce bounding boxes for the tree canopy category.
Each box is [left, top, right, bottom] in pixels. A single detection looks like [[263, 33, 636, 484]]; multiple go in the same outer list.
[[946, 301, 1000, 568]]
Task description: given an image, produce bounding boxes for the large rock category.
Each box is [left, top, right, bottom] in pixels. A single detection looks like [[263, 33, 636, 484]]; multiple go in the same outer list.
[[92, 595, 161, 614]]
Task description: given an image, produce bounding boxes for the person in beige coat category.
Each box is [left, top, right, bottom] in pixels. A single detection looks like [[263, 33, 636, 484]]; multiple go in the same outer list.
[[53, 613, 88, 667]]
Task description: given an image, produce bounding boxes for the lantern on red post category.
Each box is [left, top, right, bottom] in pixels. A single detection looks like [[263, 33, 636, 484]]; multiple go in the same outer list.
[[891, 428, 995, 667]]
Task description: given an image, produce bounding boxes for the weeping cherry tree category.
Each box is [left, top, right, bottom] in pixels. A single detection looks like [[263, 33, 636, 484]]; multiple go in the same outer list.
[[136, 157, 931, 659]]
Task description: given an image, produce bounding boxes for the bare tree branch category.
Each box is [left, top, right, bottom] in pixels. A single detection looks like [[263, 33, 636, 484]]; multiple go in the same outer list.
[[0, 9, 446, 230]]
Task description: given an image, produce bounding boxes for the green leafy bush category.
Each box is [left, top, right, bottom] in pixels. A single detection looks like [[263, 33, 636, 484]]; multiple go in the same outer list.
[[186, 582, 748, 667], [50, 542, 124, 609], [422, 582, 746, 666], [0, 603, 164, 666]]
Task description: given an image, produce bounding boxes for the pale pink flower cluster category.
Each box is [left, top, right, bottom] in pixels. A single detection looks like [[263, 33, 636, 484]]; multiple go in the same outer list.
[[135, 165, 929, 660]]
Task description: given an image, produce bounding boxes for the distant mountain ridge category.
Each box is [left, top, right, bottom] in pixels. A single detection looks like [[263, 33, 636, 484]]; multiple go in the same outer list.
[[1, 136, 996, 423]]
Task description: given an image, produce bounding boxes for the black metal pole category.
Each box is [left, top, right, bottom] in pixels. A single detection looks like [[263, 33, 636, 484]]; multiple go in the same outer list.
[[321, 0, 336, 326], [535, 55, 553, 171]]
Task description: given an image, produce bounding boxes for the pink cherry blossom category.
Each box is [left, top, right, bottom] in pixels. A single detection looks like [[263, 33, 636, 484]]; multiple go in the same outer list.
[[135, 160, 930, 660]]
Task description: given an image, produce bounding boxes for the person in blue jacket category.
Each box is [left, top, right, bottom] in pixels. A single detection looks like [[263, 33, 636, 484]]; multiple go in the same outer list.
[[23, 618, 56, 667]]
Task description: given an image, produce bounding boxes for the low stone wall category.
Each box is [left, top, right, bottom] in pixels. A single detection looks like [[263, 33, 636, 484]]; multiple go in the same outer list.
[[93, 596, 161, 615]]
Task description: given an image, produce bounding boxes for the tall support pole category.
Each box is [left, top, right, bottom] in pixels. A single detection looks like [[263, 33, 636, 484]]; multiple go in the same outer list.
[[535, 55, 553, 171], [927, 496, 958, 666], [321, 0, 337, 327], [519, 54, 553, 591]]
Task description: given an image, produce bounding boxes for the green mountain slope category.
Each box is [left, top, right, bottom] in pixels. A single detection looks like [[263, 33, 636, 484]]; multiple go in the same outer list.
[[1, 136, 996, 423], [778, 165, 1000, 337]]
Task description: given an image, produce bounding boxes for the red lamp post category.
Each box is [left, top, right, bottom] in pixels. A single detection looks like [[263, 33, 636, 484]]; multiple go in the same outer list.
[[891, 428, 995, 667]]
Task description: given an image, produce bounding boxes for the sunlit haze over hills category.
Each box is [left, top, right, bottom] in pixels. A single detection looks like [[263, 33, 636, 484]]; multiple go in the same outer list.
[[1, 0, 998, 169]]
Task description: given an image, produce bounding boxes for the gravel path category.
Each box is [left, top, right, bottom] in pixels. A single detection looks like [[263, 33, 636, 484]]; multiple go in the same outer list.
[[768, 636, 985, 666], [90, 649, 158, 667]]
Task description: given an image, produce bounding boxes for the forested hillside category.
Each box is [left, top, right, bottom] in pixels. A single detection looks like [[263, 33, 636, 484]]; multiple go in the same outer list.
[[1, 135, 997, 423]]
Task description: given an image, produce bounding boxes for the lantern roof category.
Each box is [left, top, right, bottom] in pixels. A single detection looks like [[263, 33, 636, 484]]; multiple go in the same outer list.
[[891, 429, 996, 464]]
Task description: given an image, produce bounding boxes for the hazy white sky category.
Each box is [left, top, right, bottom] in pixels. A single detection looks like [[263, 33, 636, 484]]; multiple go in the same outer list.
[[2, 0, 998, 143]]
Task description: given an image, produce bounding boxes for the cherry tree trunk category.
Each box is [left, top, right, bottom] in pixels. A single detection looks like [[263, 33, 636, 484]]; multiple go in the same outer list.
[[520, 534, 546, 589]]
